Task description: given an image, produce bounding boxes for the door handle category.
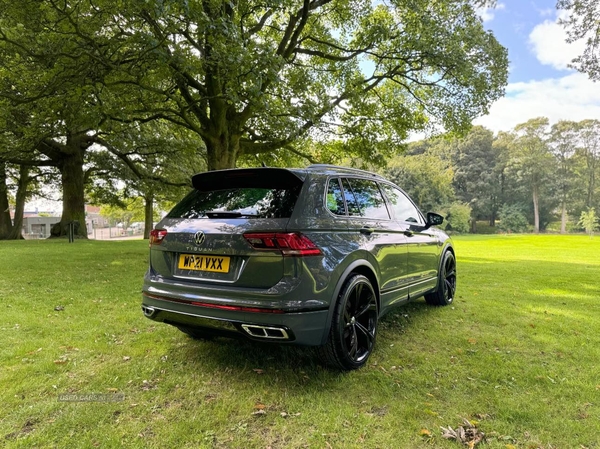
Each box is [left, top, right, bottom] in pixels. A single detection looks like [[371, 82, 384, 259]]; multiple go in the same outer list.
[[360, 227, 374, 235], [404, 230, 414, 237]]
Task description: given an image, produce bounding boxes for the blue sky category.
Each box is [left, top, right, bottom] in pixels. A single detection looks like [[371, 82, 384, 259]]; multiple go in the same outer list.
[[473, 1, 600, 131], [483, 0, 560, 84]]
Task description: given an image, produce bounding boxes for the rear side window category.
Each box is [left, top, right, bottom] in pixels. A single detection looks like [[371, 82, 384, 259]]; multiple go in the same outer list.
[[344, 178, 390, 220], [326, 178, 346, 215], [332, 177, 390, 219], [167, 185, 302, 219]]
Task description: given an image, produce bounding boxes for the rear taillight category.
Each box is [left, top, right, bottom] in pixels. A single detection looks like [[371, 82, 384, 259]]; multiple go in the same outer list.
[[243, 232, 321, 256], [149, 229, 167, 247]]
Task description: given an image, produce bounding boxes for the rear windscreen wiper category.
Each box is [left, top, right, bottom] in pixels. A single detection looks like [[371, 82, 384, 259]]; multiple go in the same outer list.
[[205, 211, 258, 218]]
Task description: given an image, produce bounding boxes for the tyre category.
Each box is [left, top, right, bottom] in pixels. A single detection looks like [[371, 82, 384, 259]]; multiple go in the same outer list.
[[319, 274, 378, 370], [425, 250, 456, 306]]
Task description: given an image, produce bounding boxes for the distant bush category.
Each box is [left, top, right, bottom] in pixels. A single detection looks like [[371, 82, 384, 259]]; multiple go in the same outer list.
[[474, 221, 497, 234], [497, 205, 529, 233], [443, 202, 471, 234], [545, 220, 579, 233], [578, 208, 598, 238]]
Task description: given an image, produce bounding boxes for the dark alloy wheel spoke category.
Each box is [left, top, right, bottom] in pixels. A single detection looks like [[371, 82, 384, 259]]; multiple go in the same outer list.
[[353, 283, 363, 314], [445, 279, 455, 295], [343, 307, 352, 325], [348, 327, 358, 359], [355, 296, 375, 319], [355, 321, 375, 344]]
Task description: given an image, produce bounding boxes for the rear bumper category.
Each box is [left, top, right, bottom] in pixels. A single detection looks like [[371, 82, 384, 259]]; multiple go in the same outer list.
[[141, 291, 330, 346]]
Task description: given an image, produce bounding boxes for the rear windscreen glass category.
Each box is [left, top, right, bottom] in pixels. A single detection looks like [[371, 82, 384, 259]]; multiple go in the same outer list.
[[167, 185, 302, 219]]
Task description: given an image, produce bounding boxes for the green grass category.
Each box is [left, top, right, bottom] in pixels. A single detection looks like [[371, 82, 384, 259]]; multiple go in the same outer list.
[[1, 236, 599, 448]]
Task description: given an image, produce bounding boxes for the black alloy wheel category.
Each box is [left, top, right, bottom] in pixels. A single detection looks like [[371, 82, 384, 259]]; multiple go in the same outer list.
[[425, 250, 456, 306], [319, 274, 378, 370]]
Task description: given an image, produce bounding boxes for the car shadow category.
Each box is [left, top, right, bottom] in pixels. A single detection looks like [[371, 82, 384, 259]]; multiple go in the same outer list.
[[166, 298, 437, 387]]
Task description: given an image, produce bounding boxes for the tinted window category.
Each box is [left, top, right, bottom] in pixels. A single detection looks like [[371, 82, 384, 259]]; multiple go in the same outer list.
[[342, 178, 361, 216], [167, 185, 301, 219], [326, 178, 346, 215], [344, 178, 390, 219], [381, 184, 422, 224]]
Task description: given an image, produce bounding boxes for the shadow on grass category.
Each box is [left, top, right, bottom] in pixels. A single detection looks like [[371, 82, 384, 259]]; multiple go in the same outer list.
[[161, 299, 437, 389]]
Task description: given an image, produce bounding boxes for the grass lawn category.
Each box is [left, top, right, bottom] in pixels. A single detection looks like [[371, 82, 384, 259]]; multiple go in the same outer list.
[[1, 235, 599, 448]]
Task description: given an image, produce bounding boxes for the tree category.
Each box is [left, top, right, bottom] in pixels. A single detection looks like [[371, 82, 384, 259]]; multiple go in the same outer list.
[[578, 207, 598, 237], [558, 0, 600, 81], [577, 120, 600, 212], [0, 1, 201, 238], [442, 202, 472, 233], [550, 120, 579, 233], [451, 126, 502, 229], [510, 118, 555, 233], [89, 121, 202, 238], [0, 160, 12, 239], [80, 0, 508, 170], [0, 1, 113, 237], [497, 204, 529, 233], [383, 149, 454, 213]]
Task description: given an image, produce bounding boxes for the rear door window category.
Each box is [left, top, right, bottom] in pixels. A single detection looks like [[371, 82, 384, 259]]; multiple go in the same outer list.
[[343, 178, 390, 220]]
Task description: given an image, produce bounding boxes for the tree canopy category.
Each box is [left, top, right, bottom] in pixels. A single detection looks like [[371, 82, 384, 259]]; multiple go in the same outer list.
[[558, 0, 600, 81], [56, 0, 509, 170]]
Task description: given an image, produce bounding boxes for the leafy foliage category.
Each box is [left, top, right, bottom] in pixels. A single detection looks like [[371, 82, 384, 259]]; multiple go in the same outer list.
[[558, 0, 600, 81], [442, 202, 472, 234], [383, 147, 454, 213], [71, 0, 509, 169], [497, 204, 530, 233], [451, 126, 502, 225], [578, 207, 598, 237]]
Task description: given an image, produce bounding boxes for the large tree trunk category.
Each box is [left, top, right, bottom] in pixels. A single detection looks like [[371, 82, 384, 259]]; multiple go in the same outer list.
[[7, 165, 28, 240], [51, 146, 88, 238], [532, 184, 540, 234], [205, 135, 240, 171], [0, 161, 14, 239], [143, 192, 154, 239], [489, 209, 496, 227], [489, 194, 497, 227]]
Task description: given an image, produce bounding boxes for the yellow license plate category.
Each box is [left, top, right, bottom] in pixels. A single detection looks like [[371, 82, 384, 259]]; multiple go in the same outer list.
[[178, 254, 231, 273]]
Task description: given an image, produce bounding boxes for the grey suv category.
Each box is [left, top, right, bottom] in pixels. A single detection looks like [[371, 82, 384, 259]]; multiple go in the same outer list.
[[142, 165, 455, 370]]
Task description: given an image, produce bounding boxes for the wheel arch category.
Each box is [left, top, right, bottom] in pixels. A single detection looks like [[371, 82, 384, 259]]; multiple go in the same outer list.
[[432, 242, 456, 294], [319, 259, 380, 346]]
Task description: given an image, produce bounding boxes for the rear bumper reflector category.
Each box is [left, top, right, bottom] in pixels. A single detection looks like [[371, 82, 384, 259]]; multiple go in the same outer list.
[[143, 292, 285, 314]]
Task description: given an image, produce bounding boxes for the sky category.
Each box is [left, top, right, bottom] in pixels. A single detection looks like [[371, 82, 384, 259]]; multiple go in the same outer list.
[[473, 0, 600, 132]]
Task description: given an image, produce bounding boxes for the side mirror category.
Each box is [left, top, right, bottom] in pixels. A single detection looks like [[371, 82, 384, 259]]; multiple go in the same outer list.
[[425, 212, 444, 229]]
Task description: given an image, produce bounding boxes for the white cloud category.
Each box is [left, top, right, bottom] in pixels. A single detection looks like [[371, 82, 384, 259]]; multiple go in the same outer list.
[[528, 12, 586, 70], [474, 72, 600, 132], [477, 2, 506, 23]]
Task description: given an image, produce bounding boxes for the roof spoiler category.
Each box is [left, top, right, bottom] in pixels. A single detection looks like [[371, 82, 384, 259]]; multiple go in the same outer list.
[[192, 168, 304, 192]]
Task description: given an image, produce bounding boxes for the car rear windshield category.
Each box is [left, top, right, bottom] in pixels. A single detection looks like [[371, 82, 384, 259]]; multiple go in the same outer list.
[[166, 185, 302, 219]]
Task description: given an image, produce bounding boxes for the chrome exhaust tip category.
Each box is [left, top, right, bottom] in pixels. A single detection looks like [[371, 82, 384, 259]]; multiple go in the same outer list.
[[142, 306, 156, 318], [241, 324, 290, 340]]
